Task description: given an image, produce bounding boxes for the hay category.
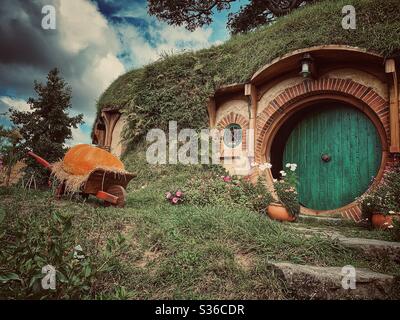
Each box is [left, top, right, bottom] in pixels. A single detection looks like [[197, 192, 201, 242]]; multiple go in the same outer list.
[[51, 161, 129, 193]]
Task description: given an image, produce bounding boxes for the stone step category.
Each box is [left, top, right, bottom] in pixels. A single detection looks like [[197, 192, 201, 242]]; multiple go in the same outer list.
[[298, 214, 344, 226], [338, 237, 400, 263], [291, 226, 400, 263], [269, 262, 399, 299], [291, 226, 341, 239]]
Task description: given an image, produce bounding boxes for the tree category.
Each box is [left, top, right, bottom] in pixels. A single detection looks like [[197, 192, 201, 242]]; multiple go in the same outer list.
[[148, 0, 319, 34], [9, 68, 83, 184]]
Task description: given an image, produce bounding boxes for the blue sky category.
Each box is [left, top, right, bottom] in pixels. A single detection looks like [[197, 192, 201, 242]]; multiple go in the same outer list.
[[0, 0, 248, 144]]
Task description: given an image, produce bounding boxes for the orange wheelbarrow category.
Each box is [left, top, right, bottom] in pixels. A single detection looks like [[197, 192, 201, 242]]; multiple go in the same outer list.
[[27, 151, 135, 208]]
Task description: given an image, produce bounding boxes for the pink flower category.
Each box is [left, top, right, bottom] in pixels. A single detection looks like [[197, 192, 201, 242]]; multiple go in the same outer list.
[[223, 176, 232, 183], [176, 191, 183, 197], [165, 192, 172, 199], [172, 197, 179, 204]]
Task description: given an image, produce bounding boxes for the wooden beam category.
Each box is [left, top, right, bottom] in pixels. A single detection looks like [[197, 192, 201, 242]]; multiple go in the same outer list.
[[244, 84, 257, 158], [207, 97, 217, 128], [385, 59, 400, 153], [101, 111, 121, 149]]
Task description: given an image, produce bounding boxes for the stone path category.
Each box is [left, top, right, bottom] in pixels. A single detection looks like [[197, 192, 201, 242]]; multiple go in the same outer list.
[[272, 221, 400, 299]]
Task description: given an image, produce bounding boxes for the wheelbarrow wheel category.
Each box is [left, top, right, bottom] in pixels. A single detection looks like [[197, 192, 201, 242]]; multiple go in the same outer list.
[[106, 185, 127, 208]]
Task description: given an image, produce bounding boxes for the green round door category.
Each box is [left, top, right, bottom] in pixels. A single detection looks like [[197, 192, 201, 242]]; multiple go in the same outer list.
[[283, 104, 382, 210]]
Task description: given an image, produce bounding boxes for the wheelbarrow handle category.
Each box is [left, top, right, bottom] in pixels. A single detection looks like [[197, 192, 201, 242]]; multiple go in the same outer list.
[[27, 151, 52, 169]]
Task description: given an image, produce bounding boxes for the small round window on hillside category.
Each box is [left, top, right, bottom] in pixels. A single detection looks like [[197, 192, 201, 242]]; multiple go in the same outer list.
[[224, 124, 242, 148]]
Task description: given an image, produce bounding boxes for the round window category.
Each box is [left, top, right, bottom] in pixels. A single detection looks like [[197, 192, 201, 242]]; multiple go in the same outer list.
[[224, 124, 242, 148]]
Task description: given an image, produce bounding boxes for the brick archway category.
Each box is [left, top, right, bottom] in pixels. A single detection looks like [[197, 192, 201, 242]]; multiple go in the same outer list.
[[255, 78, 390, 221], [216, 112, 249, 151]]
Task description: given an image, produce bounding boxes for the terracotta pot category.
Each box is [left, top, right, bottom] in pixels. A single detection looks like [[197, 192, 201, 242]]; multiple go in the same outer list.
[[371, 213, 393, 230], [267, 203, 296, 222]]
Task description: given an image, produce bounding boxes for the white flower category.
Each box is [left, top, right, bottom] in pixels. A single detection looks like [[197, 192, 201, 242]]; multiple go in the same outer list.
[[285, 163, 291, 168], [280, 170, 287, 177], [367, 203, 371, 206], [389, 211, 395, 214], [290, 164, 297, 172], [259, 162, 272, 171], [273, 179, 277, 183], [388, 225, 394, 229]]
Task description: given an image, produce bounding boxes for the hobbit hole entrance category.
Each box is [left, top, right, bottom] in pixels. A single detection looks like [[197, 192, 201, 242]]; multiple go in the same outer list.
[[270, 101, 382, 211]]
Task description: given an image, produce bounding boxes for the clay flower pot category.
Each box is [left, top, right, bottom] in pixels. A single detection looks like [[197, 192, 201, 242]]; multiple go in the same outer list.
[[267, 203, 296, 222], [371, 213, 393, 230]]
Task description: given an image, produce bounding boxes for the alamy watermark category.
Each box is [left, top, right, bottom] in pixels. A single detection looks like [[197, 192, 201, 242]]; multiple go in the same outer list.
[[342, 5, 356, 30], [41, 5, 56, 30], [41, 264, 56, 290], [341, 265, 357, 290], [146, 121, 254, 167]]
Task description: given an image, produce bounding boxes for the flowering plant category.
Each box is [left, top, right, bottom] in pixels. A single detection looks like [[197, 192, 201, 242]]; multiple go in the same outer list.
[[165, 190, 184, 205], [221, 175, 232, 183], [360, 163, 400, 220], [181, 170, 272, 212], [251, 161, 300, 218]]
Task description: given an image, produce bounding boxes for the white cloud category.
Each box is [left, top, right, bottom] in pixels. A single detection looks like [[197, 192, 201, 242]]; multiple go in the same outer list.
[[0, 96, 30, 113], [58, 0, 118, 55], [68, 126, 91, 146], [57, 0, 125, 126], [0, 0, 226, 145], [114, 21, 219, 68]]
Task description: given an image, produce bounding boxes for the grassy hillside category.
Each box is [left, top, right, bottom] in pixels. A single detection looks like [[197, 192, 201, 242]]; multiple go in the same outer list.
[[97, 0, 400, 145], [1, 149, 399, 299]]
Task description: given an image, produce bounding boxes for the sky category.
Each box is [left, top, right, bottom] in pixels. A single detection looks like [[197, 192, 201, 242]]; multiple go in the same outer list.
[[0, 0, 248, 145]]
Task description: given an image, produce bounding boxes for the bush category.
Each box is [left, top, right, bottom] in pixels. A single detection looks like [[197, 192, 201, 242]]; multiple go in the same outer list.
[[183, 173, 273, 213], [0, 207, 127, 299], [272, 164, 300, 218], [360, 163, 400, 221], [393, 218, 400, 241]]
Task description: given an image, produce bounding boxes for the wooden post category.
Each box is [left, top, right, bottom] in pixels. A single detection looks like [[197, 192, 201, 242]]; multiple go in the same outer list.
[[385, 59, 400, 153], [101, 110, 121, 149], [245, 84, 258, 158], [207, 97, 217, 128]]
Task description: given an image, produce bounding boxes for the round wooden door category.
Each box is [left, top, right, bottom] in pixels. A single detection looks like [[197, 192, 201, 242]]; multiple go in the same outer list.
[[283, 104, 382, 210]]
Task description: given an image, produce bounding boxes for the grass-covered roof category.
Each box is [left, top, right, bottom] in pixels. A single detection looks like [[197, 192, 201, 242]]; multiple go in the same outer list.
[[96, 0, 400, 145]]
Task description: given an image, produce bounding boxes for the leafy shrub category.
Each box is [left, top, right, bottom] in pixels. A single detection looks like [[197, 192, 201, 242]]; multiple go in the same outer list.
[[252, 162, 300, 218], [360, 163, 400, 220], [393, 218, 400, 242], [273, 164, 300, 218], [0, 208, 127, 299], [183, 173, 272, 213]]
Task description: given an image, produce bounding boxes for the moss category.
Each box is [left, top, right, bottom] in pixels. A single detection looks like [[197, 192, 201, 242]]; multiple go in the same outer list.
[[96, 0, 400, 145]]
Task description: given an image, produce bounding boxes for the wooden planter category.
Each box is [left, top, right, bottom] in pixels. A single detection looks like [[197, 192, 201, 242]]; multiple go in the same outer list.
[[267, 203, 296, 222]]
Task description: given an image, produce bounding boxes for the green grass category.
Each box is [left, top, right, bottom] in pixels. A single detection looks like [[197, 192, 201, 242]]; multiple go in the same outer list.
[[96, 0, 400, 145], [1, 150, 399, 299], [294, 219, 397, 242]]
